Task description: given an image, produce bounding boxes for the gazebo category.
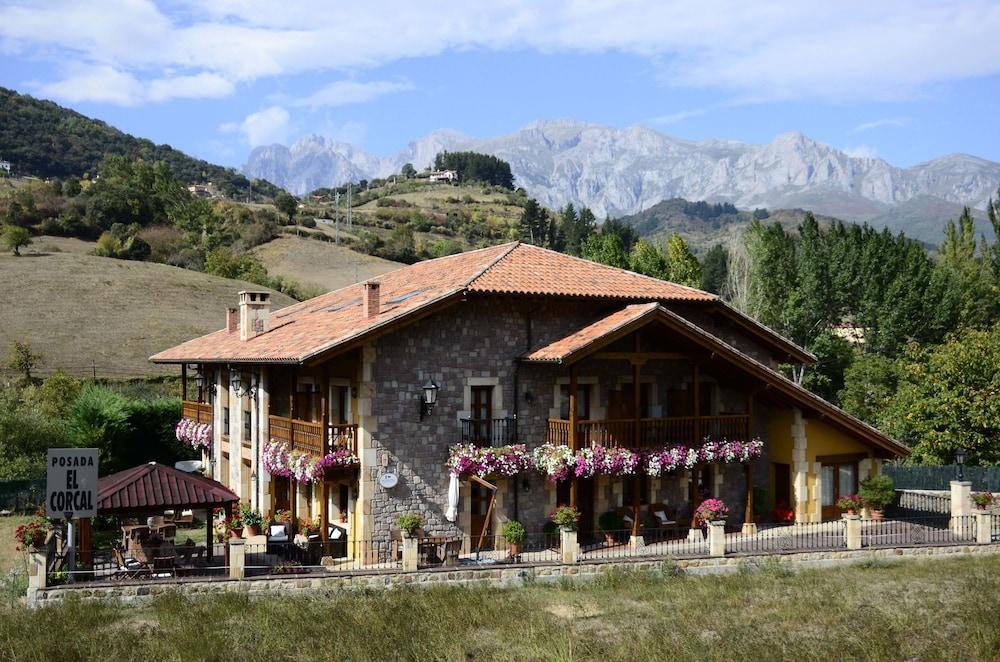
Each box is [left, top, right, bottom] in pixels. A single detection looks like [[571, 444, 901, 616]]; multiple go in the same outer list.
[[96, 462, 239, 562]]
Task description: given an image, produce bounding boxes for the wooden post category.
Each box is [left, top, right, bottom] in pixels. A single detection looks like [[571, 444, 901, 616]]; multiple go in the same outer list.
[[631, 344, 641, 538], [79, 517, 92, 566], [320, 374, 330, 545], [181, 364, 188, 402], [744, 462, 755, 525], [747, 392, 754, 440], [320, 480, 329, 545], [692, 362, 700, 441], [206, 508, 214, 562], [289, 368, 298, 534], [568, 366, 578, 509]]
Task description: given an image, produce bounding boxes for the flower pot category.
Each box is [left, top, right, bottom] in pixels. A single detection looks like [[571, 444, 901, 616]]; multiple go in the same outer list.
[[604, 532, 616, 546], [230, 527, 244, 539], [246, 524, 260, 537], [30, 531, 46, 548], [560, 525, 576, 534], [870, 509, 884, 521], [508, 542, 521, 558], [845, 509, 856, 517]]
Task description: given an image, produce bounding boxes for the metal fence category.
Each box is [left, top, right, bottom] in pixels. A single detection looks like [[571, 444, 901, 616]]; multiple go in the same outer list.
[[0, 479, 45, 513], [891, 490, 952, 517], [884, 465, 1000, 491], [46, 546, 228, 585], [726, 521, 847, 555], [860, 515, 977, 548], [245, 539, 398, 576], [578, 529, 708, 561]]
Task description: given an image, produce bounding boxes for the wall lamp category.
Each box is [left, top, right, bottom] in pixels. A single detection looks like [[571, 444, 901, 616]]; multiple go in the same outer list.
[[231, 369, 258, 400], [419, 379, 439, 420], [193, 369, 217, 398], [955, 447, 967, 481]]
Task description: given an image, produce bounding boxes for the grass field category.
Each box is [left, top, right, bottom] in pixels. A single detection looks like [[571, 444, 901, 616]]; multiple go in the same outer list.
[[0, 245, 296, 379], [1, 555, 998, 660], [0, 517, 31, 574], [252, 236, 403, 292]]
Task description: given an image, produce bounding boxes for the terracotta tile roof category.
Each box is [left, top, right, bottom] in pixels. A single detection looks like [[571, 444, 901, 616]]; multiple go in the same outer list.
[[522, 304, 909, 457], [97, 462, 239, 513], [469, 243, 715, 300], [522, 302, 661, 362]]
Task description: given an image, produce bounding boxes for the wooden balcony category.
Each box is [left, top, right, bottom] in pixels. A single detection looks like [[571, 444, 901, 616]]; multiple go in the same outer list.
[[181, 400, 212, 424], [268, 415, 359, 457], [547, 415, 750, 448]]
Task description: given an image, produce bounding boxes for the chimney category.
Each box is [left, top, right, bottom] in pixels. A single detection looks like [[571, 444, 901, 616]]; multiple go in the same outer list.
[[363, 281, 380, 319], [238, 291, 272, 341], [226, 307, 238, 333]]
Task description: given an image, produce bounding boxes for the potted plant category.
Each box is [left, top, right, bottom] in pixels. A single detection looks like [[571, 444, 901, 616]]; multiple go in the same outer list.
[[836, 494, 865, 516], [859, 474, 894, 520], [971, 492, 995, 511], [14, 517, 49, 551], [551, 505, 580, 532], [693, 498, 730, 526], [240, 505, 265, 536], [397, 513, 423, 538], [597, 511, 623, 545], [502, 520, 527, 560], [228, 511, 244, 539]]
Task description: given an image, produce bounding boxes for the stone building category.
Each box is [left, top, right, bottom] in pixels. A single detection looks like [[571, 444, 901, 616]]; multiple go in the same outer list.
[[151, 242, 908, 551]]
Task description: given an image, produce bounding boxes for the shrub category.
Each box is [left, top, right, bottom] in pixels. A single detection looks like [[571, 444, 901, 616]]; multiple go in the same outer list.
[[693, 498, 730, 525], [836, 494, 865, 513], [971, 492, 995, 510], [239, 504, 265, 530], [859, 475, 895, 511], [397, 513, 423, 535], [551, 506, 580, 530], [502, 520, 526, 544], [598, 511, 624, 533]]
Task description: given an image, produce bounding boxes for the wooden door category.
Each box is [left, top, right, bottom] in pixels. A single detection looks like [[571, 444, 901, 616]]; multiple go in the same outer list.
[[470, 385, 493, 442], [821, 462, 858, 521], [470, 482, 493, 549], [773, 462, 791, 510], [330, 385, 349, 424]]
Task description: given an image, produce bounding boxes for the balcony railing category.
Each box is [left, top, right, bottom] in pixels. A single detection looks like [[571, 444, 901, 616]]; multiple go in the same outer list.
[[181, 400, 212, 424], [269, 416, 359, 457], [460, 417, 517, 447], [547, 415, 750, 448]]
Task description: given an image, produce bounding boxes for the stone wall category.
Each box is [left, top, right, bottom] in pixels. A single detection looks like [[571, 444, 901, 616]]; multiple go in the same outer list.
[[30, 543, 1000, 608]]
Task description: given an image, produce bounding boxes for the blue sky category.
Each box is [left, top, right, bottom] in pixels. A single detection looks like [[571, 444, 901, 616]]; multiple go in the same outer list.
[[2, 1, 999, 169]]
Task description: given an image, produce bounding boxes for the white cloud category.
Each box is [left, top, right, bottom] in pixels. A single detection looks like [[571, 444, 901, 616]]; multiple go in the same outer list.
[[222, 106, 291, 146], [146, 73, 234, 102], [843, 144, 880, 159], [4, 1, 1000, 105], [851, 117, 908, 133], [293, 79, 413, 108], [34, 66, 234, 106], [647, 107, 710, 125]]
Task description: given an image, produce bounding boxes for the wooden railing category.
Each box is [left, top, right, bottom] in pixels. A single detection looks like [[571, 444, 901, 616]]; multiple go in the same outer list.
[[546, 415, 750, 448], [182, 400, 212, 424], [268, 415, 359, 457]]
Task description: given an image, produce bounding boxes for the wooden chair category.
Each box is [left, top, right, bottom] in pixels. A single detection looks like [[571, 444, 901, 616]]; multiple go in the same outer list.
[[150, 555, 176, 578], [443, 539, 462, 567], [110, 541, 150, 581]]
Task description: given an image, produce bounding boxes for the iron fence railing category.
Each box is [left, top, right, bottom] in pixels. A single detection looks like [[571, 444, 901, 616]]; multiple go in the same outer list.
[[578, 529, 708, 561], [860, 515, 977, 548], [46, 546, 228, 585], [726, 521, 847, 555]]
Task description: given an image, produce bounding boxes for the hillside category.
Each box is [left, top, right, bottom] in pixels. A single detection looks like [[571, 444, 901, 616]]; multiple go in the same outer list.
[[252, 236, 403, 292], [0, 87, 282, 200], [0, 239, 295, 379]]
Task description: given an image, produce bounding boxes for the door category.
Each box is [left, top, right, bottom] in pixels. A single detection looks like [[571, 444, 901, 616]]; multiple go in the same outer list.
[[470, 482, 494, 550], [773, 462, 791, 511], [470, 385, 493, 443], [577, 478, 596, 543], [821, 462, 858, 521]]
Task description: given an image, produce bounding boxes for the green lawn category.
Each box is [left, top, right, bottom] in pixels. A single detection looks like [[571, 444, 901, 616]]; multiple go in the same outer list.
[[1, 555, 998, 661]]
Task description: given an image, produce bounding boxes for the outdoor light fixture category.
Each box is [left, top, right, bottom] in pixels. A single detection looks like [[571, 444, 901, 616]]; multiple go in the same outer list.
[[955, 447, 967, 481], [419, 379, 439, 420], [231, 369, 258, 400]]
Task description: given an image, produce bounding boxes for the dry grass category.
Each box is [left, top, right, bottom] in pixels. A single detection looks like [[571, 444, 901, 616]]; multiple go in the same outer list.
[[1, 555, 998, 660], [0, 516, 32, 574], [251, 236, 402, 293], [0, 249, 295, 379]]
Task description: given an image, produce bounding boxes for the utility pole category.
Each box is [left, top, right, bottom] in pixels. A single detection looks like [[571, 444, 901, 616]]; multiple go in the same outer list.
[[347, 181, 352, 231], [334, 191, 340, 244]]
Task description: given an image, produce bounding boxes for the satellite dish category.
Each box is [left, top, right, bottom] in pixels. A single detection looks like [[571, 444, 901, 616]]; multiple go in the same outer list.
[[378, 472, 399, 489], [175, 460, 204, 473]]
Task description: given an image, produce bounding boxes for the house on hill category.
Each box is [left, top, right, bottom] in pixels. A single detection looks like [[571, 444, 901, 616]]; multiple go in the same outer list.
[[151, 242, 907, 552]]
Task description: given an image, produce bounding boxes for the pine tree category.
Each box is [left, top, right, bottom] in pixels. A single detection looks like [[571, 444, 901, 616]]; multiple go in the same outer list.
[[665, 234, 702, 288], [700, 244, 728, 294], [519, 198, 548, 246]]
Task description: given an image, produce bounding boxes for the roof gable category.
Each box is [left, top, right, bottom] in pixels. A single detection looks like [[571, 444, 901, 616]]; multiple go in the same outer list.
[[97, 462, 239, 513]]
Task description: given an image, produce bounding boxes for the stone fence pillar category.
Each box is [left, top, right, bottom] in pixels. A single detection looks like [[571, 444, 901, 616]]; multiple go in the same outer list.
[[560, 529, 578, 564], [228, 538, 245, 579], [950, 481, 972, 535], [708, 521, 726, 557], [844, 515, 862, 550], [25, 547, 49, 608], [402, 536, 419, 572], [976, 512, 994, 545]]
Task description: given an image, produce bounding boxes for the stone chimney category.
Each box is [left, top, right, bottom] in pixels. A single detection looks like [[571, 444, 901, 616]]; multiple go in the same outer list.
[[226, 307, 238, 333], [238, 291, 272, 341], [363, 281, 380, 319]]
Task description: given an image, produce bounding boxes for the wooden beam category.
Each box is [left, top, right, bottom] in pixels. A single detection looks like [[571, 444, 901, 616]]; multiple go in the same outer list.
[[568, 366, 578, 510], [692, 362, 701, 441], [744, 461, 755, 525], [592, 351, 687, 363], [181, 364, 188, 402], [632, 333, 641, 538], [320, 480, 329, 544]]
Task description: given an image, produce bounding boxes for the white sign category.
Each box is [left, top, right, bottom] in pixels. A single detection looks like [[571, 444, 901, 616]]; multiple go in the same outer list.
[[46, 448, 99, 519]]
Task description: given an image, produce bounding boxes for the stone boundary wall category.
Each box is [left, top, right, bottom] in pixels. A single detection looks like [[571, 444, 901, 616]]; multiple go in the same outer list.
[[29, 543, 1000, 608]]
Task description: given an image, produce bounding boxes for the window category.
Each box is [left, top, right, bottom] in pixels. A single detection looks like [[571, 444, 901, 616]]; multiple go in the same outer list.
[[243, 409, 252, 440], [469, 385, 494, 443], [559, 385, 591, 419], [223, 407, 230, 436], [821, 460, 858, 520]]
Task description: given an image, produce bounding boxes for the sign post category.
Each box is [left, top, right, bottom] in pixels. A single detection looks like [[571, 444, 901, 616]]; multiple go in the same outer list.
[[46, 448, 98, 577]]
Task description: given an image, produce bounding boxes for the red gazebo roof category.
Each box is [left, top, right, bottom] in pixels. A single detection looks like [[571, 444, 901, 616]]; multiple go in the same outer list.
[[97, 462, 239, 514]]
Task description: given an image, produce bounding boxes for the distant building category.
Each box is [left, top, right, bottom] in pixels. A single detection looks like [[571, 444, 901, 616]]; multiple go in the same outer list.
[[428, 169, 458, 183], [0, 159, 11, 175], [187, 184, 214, 199]]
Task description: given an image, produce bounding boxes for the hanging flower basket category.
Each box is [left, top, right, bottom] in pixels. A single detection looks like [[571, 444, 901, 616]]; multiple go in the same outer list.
[[175, 418, 212, 451], [446, 444, 534, 478], [532, 443, 576, 481], [573, 446, 640, 478], [262, 439, 359, 483]]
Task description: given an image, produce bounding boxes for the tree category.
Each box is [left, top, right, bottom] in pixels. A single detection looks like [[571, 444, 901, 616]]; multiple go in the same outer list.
[[274, 192, 298, 229], [800, 331, 856, 404], [665, 234, 702, 287], [581, 233, 628, 269], [601, 217, 638, 252], [519, 198, 548, 246], [700, 244, 728, 294], [628, 239, 670, 280], [558, 204, 595, 256], [433, 151, 514, 189], [7, 341, 42, 381], [384, 224, 416, 263], [937, 206, 998, 330], [400, 163, 416, 179], [2, 224, 31, 255]]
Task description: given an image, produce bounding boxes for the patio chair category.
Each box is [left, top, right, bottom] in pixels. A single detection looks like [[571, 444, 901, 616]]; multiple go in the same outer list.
[[110, 541, 150, 581], [150, 555, 176, 578]]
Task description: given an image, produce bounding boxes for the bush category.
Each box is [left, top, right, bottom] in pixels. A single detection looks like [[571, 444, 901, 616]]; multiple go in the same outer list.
[[397, 513, 423, 535], [502, 520, 526, 544], [598, 511, 623, 533], [551, 506, 580, 530], [859, 475, 895, 511]]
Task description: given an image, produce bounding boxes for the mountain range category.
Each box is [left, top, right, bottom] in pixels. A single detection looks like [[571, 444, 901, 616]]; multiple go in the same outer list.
[[244, 120, 1000, 242]]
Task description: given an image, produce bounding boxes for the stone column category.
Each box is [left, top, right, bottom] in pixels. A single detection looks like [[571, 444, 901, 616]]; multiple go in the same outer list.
[[560, 529, 578, 564], [213, 370, 225, 481], [230, 375, 243, 495], [791, 408, 810, 522], [401, 536, 419, 572], [976, 512, 993, 544], [257, 367, 270, 512], [356, 342, 378, 554], [950, 480, 972, 535], [228, 538, 245, 579], [708, 520, 726, 557], [844, 514, 862, 550], [25, 548, 47, 607]]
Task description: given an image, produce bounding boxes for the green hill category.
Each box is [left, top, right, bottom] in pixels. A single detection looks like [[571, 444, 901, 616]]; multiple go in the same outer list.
[[0, 87, 282, 199], [0, 238, 296, 379]]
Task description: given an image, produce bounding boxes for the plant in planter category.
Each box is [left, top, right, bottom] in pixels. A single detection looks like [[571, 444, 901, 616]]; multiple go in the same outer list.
[[502, 520, 527, 560], [836, 494, 865, 516], [971, 492, 995, 511], [397, 513, 423, 538], [598, 511, 624, 545], [859, 475, 894, 519], [228, 511, 245, 539], [551, 505, 580, 532], [239, 505, 265, 536], [693, 498, 730, 526], [14, 517, 49, 551]]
